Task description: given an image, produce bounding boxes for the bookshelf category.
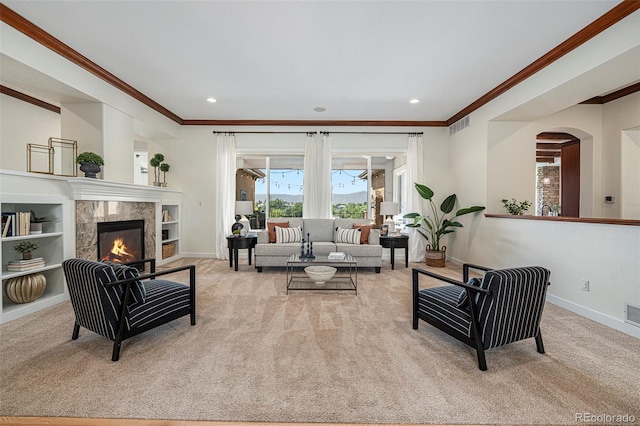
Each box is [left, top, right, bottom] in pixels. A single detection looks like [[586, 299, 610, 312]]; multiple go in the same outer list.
[[0, 196, 67, 323], [160, 204, 180, 262]]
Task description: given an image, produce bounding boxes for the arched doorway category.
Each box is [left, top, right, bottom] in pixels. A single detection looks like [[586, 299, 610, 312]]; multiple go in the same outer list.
[[536, 132, 580, 217]]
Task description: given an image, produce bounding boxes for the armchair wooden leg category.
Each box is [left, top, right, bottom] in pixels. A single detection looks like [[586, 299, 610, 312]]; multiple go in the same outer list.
[[535, 331, 545, 354], [111, 340, 122, 362], [412, 269, 419, 329], [72, 323, 80, 340], [475, 345, 487, 371]]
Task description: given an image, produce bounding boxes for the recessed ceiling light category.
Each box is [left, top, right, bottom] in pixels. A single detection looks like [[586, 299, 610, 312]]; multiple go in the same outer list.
[[313, 106, 326, 112], [409, 98, 420, 104], [206, 97, 217, 103]]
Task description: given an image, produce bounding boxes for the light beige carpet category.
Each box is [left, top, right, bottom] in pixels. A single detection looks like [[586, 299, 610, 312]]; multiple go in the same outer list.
[[1, 258, 638, 425]]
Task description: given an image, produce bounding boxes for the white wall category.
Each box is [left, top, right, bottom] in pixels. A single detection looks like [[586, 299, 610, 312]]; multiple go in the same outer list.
[[602, 91, 640, 219], [157, 127, 217, 257], [0, 93, 61, 170], [446, 11, 640, 337], [102, 104, 134, 183]]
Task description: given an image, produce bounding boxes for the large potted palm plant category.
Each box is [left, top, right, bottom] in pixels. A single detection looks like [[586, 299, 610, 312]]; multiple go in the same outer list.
[[404, 183, 485, 267]]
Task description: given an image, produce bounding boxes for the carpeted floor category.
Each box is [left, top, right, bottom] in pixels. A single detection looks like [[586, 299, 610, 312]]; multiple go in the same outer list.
[[1, 258, 638, 425]]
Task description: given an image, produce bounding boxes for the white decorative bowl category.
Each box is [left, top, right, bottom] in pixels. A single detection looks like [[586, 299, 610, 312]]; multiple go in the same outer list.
[[304, 265, 337, 285]]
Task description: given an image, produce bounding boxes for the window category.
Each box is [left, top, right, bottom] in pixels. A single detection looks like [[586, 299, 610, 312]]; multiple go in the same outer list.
[[237, 155, 304, 229], [331, 155, 404, 224], [331, 156, 368, 219]]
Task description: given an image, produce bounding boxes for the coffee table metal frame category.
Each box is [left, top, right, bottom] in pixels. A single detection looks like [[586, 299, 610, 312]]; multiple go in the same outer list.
[[286, 253, 357, 294]]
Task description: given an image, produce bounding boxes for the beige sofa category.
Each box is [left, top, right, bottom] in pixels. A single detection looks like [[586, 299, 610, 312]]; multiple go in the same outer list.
[[254, 217, 382, 272]]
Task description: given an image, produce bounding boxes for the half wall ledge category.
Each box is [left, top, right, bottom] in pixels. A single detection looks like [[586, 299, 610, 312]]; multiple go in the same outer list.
[[485, 214, 640, 226]]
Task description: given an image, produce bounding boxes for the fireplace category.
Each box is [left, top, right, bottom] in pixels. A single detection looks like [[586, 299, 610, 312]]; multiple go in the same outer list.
[[97, 220, 145, 266]]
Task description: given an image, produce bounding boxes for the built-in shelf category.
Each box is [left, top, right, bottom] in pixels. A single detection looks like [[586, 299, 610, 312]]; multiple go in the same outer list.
[[160, 204, 180, 262], [0, 196, 67, 324]]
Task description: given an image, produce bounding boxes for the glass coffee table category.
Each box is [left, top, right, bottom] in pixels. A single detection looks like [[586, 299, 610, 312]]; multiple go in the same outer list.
[[286, 253, 357, 294]]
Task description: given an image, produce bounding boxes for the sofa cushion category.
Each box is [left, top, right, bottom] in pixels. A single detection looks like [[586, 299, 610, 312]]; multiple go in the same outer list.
[[303, 219, 335, 242], [275, 226, 302, 243], [267, 221, 289, 243], [353, 224, 372, 244], [312, 241, 337, 255], [335, 227, 361, 244], [255, 242, 300, 256], [336, 242, 382, 257]]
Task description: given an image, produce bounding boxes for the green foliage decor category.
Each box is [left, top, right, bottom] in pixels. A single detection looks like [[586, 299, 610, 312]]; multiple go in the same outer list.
[[75, 152, 104, 165], [150, 153, 170, 184], [404, 183, 485, 251], [501, 198, 532, 215], [13, 240, 39, 254], [30, 210, 51, 223]]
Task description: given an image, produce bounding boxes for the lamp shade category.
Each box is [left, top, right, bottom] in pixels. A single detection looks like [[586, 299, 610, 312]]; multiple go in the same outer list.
[[379, 201, 398, 216], [235, 200, 254, 216]]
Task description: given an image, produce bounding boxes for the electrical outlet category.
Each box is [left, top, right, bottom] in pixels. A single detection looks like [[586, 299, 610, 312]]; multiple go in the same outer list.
[[581, 280, 590, 291]]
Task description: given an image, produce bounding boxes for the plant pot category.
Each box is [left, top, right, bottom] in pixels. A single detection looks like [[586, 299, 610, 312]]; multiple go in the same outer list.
[[4, 273, 47, 304], [425, 245, 446, 267], [29, 223, 43, 234], [79, 162, 101, 178], [22, 252, 33, 260]]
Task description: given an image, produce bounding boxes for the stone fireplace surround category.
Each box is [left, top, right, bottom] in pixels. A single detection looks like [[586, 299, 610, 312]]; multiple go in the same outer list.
[[76, 201, 155, 261], [68, 178, 182, 263]]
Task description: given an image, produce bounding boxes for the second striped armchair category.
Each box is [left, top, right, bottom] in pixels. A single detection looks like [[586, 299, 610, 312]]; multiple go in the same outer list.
[[412, 264, 550, 370]]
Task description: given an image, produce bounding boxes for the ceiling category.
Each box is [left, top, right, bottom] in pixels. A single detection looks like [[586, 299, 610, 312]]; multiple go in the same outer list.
[[1, 1, 623, 122]]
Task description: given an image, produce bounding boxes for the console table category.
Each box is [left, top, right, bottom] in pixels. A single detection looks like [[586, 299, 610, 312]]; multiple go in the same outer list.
[[379, 235, 409, 270], [227, 235, 257, 271]]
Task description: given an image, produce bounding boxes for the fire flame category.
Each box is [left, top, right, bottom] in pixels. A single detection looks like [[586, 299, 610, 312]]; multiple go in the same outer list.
[[101, 238, 135, 263], [111, 238, 131, 257]]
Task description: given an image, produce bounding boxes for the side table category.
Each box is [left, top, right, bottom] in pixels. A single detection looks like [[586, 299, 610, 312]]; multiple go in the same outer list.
[[226, 235, 257, 271], [379, 235, 409, 270]]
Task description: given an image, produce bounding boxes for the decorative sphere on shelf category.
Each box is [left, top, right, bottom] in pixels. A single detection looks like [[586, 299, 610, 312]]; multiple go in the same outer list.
[[240, 228, 248, 237]]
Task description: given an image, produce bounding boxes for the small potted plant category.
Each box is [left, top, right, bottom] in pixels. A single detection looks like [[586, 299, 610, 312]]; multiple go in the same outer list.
[[13, 240, 39, 260], [76, 152, 104, 178], [29, 210, 51, 234], [501, 198, 532, 215], [150, 153, 165, 186], [159, 162, 170, 187]]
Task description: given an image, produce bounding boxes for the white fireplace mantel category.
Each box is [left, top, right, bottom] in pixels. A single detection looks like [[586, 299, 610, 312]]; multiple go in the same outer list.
[[67, 177, 182, 202], [1, 170, 182, 203]]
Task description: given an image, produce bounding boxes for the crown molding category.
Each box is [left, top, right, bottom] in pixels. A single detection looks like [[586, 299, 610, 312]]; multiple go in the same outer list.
[[0, 3, 183, 125], [0, 84, 60, 113], [2, 2, 638, 128], [580, 81, 640, 104], [182, 119, 447, 127], [446, 0, 640, 125]]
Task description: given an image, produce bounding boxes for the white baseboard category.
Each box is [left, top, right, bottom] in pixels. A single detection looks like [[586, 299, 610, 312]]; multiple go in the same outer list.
[[181, 252, 218, 258], [545, 294, 640, 339]]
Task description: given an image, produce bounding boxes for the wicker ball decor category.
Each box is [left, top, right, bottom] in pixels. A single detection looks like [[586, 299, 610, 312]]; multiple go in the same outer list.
[[4, 273, 47, 304]]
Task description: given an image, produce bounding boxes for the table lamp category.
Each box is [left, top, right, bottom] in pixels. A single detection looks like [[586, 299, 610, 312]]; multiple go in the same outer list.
[[379, 201, 398, 234], [235, 200, 254, 231]]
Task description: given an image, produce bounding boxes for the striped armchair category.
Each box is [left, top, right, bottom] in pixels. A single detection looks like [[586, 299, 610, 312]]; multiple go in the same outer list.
[[413, 264, 550, 370], [62, 258, 196, 361]]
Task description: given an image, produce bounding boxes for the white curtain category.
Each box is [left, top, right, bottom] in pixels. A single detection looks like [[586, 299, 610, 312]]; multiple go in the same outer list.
[[215, 132, 236, 259], [303, 133, 332, 218], [406, 133, 425, 262]]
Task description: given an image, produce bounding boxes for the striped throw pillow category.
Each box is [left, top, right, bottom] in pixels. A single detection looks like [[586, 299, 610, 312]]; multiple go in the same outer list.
[[456, 277, 482, 308], [335, 227, 361, 244], [275, 226, 302, 243]]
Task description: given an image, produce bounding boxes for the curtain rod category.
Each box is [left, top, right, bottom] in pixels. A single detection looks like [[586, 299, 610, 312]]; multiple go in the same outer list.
[[212, 131, 423, 135]]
